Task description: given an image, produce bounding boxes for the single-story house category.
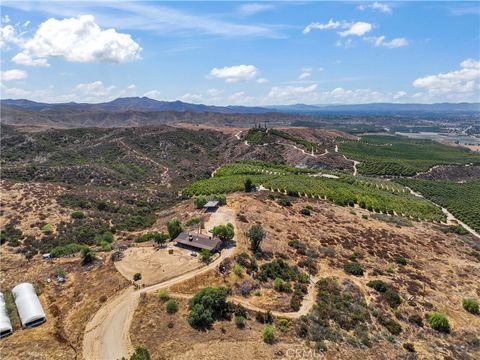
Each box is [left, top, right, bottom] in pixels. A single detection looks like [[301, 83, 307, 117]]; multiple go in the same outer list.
[[175, 232, 222, 252]]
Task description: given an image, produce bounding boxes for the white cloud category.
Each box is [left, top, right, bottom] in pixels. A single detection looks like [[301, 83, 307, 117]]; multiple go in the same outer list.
[[265, 84, 318, 103], [358, 2, 392, 14], [74, 81, 115, 98], [299, 72, 311, 80], [228, 91, 254, 105], [365, 36, 409, 48], [338, 22, 372, 37], [256, 77, 269, 84], [12, 15, 141, 67], [393, 91, 407, 100], [303, 19, 342, 34], [11, 52, 50, 67], [210, 65, 259, 83], [238, 3, 274, 16], [1, 69, 28, 81], [1, 15, 10, 24], [143, 90, 161, 99], [23, 20, 31, 27], [413, 59, 480, 96], [0, 24, 22, 49], [336, 39, 353, 48], [180, 93, 203, 103], [206, 88, 222, 96]]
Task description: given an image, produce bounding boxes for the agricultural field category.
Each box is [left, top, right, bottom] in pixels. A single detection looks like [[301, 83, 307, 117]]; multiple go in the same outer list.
[[244, 128, 317, 152], [339, 135, 480, 176], [184, 161, 446, 222], [396, 179, 480, 232]]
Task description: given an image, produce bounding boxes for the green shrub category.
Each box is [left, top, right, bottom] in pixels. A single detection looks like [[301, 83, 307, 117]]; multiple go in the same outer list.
[[394, 255, 408, 266], [199, 249, 213, 263], [235, 315, 246, 328], [367, 280, 387, 293], [427, 312, 450, 333], [379, 314, 402, 335], [233, 263, 242, 277], [276, 318, 290, 332], [277, 198, 291, 207], [167, 219, 182, 240], [300, 207, 311, 216], [129, 346, 151, 360], [384, 289, 401, 308], [212, 194, 227, 206], [71, 211, 85, 219], [133, 273, 142, 281], [343, 262, 364, 276], [188, 287, 229, 328], [185, 218, 201, 226], [158, 289, 170, 302], [273, 278, 292, 292], [462, 298, 479, 315], [262, 325, 275, 344], [41, 224, 53, 234], [81, 247, 96, 265], [166, 299, 178, 314], [212, 223, 234, 242], [194, 197, 207, 209], [244, 178, 254, 192], [247, 224, 265, 253], [50, 243, 88, 258]]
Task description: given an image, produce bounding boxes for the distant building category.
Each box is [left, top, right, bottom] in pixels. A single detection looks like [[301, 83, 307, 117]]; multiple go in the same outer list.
[[175, 232, 221, 252], [203, 201, 219, 212], [0, 292, 13, 338], [11, 283, 46, 328]]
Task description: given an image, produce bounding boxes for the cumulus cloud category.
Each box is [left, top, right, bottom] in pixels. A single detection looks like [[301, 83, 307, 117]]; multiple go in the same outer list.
[[74, 81, 116, 98], [210, 64, 259, 83], [365, 35, 409, 48], [228, 91, 254, 105], [265, 84, 318, 103], [303, 19, 342, 34], [338, 22, 372, 37], [413, 59, 480, 96], [1, 69, 28, 81], [0, 24, 22, 49], [180, 93, 204, 103], [256, 77, 269, 84], [12, 15, 141, 66], [393, 91, 407, 100], [358, 2, 392, 14]]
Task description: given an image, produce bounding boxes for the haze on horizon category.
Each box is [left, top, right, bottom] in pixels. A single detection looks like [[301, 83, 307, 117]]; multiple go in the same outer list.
[[1, 1, 479, 106]]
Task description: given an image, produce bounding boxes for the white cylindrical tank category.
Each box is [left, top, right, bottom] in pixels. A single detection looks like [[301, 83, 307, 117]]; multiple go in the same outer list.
[[11, 283, 46, 328], [0, 292, 13, 338]]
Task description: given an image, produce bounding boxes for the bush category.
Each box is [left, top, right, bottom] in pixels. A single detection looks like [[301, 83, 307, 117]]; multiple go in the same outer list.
[[247, 224, 266, 253], [262, 325, 275, 344], [136, 232, 169, 245], [403, 343, 415, 353], [379, 314, 402, 335], [188, 287, 229, 328], [41, 224, 53, 234], [166, 299, 178, 314], [81, 247, 96, 265], [212, 194, 227, 206], [384, 289, 401, 308], [300, 207, 311, 216], [258, 259, 298, 282], [212, 223, 234, 242], [199, 249, 213, 263], [408, 313, 423, 327], [244, 178, 254, 192], [427, 312, 450, 333], [343, 262, 364, 276], [367, 280, 387, 293], [276, 318, 290, 332], [133, 273, 142, 281], [50, 243, 88, 258], [194, 197, 207, 209], [233, 263, 242, 277], [462, 298, 479, 315], [129, 346, 151, 360], [394, 255, 408, 266], [256, 311, 273, 324], [277, 198, 291, 207], [71, 211, 85, 219], [158, 289, 170, 302], [167, 219, 182, 240], [235, 315, 246, 328], [273, 278, 292, 292]]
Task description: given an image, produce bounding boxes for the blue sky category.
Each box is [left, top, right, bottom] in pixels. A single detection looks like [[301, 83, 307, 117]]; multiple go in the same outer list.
[[1, 1, 479, 105]]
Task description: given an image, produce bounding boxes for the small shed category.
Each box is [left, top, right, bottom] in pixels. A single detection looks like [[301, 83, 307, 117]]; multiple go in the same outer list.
[[203, 201, 219, 212], [0, 292, 13, 338], [12, 283, 46, 328], [175, 232, 222, 252]]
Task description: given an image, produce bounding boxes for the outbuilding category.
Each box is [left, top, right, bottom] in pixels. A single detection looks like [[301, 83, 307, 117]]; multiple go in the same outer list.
[[0, 292, 13, 338], [12, 283, 46, 328], [203, 200, 219, 212]]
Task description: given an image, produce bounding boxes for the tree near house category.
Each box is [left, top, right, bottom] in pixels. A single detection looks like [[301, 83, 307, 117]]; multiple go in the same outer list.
[[167, 219, 182, 240], [212, 223, 234, 243]]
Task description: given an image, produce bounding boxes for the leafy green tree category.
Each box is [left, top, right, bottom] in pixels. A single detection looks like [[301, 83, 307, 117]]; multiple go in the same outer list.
[[199, 249, 213, 263], [188, 287, 229, 328], [244, 178, 254, 192], [212, 223, 234, 242], [153, 232, 169, 247], [167, 219, 182, 240], [81, 247, 96, 265], [247, 224, 265, 252], [194, 197, 207, 209]]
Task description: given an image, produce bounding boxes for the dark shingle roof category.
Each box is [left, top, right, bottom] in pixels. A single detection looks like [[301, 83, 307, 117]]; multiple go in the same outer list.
[[175, 232, 221, 251]]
